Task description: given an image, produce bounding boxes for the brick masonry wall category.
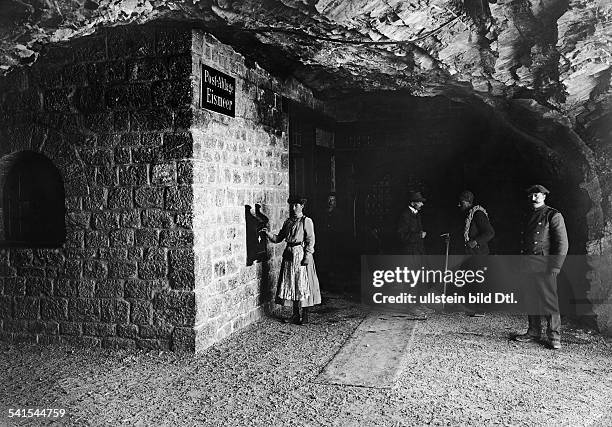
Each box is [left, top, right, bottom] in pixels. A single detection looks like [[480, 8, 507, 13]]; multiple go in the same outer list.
[[0, 26, 197, 351], [190, 31, 325, 351]]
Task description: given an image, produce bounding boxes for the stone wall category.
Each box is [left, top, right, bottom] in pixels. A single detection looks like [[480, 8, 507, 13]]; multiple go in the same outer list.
[[189, 31, 326, 351], [0, 26, 198, 351], [0, 24, 328, 351]]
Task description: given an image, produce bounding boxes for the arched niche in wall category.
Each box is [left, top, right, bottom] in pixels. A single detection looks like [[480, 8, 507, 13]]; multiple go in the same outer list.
[[0, 150, 66, 247]]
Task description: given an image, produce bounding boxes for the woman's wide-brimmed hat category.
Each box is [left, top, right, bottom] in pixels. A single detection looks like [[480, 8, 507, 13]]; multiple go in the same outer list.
[[287, 194, 307, 204]]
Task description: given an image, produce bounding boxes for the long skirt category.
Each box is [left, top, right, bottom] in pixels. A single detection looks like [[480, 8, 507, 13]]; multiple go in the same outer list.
[[275, 245, 321, 308]]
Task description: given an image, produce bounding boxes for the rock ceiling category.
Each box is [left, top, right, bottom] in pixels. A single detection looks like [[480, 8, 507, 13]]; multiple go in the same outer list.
[[0, 0, 610, 125]]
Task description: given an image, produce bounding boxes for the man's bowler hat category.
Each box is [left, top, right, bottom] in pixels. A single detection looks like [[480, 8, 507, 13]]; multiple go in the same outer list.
[[407, 191, 426, 202]]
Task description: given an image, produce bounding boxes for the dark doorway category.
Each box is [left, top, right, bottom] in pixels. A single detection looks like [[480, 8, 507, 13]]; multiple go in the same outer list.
[[2, 151, 66, 247]]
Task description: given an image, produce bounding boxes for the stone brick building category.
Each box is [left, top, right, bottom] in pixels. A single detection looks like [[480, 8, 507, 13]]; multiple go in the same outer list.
[[0, 25, 327, 352]]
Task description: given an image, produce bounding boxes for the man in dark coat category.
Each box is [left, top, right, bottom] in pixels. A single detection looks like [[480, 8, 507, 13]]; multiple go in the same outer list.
[[458, 190, 495, 255], [396, 191, 431, 319], [456, 190, 495, 316], [515, 185, 568, 350], [397, 191, 427, 255]]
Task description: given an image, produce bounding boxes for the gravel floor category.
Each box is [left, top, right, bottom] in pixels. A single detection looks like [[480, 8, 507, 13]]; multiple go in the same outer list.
[[1, 293, 612, 426]]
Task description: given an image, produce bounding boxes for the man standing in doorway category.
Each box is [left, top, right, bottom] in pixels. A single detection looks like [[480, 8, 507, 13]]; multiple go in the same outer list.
[[515, 185, 568, 350], [397, 191, 431, 319], [318, 192, 347, 291], [397, 191, 427, 255]]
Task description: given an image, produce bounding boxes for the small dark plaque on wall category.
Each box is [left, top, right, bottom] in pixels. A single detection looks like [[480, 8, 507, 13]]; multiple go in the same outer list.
[[201, 64, 236, 117]]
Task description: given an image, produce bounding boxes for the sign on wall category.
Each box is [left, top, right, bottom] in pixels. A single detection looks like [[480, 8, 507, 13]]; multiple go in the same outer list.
[[201, 64, 235, 117]]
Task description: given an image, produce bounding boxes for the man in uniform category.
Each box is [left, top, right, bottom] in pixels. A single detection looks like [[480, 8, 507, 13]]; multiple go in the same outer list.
[[515, 185, 568, 350]]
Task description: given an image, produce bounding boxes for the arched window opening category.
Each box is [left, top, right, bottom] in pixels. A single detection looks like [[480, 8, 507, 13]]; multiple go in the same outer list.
[[2, 152, 66, 247]]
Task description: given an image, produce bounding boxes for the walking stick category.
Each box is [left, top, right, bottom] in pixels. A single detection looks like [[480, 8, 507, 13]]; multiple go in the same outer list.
[[440, 233, 450, 309]]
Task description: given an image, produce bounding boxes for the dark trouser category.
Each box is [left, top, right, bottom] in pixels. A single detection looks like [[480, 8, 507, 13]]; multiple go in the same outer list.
[[525, 272, 561, 340]]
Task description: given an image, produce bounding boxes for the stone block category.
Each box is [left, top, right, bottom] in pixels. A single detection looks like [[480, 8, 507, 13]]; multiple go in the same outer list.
[[108, 261, 137, 279], [175, 212, 193, 229], [141, 209, 174, 228], [157, 28, 191, 56], [28, 320, 59, 335], [138, 261, 168, 280], [151, 163, 177, 185], [61, 259, 82, 279], [128, 58, 168, 81], [169, 249, 195, 290], [75, 86, 104, 112], [11, 249, 33, 266], [114, 146, 132, 164], [108, 187, 133, 209], [166, 54, 191, 79], [0, 296, 12, 318], [95, 280, 124, 298], [14, 297, 40, 319], [78, 280, 96, 298], [3, 319, 28, 332], [4, 278, 26, 296], [165, 186, 193, 211], [108, 26, 155, 59], [60, 322, 82, 335], [131, 109, 172, 131], [17, 267, 45, 278], [44, 88, 72, 112], [160, 230, 194, 248], [66, 212, 91, 229], [60, 336, 101, 348], [152, 80, 191, 109], [171, 327, 195, 352], [83, 260, 109, 280], [83, 187, 107, 211], [132, 146, 163, 164], [124, 280, 155, 299], [54, 279, 77, 297], [98, 248, 128, 261], [85, 230, 108, 249], [130, 300, 153, 324], [117, 324, 139, 339], [102, 337, 136, 349], [92, 212, 120, 230], [41, 298, 68, 321], [153, 290, 195, 327], [82, 112, 112, 133], [134, 187, 164, 208], [118, 164, 148, 186], [83, 322, 116, 337], [113, 112, 130, 131], [100, 299, 130, 324], [163, 133, 193, 160], [85, 62, 108, 86], [106, 84, 150, 110], [110, 229, 135, 247], [68, 298, 100, 322], [120, 211, 141, 228], [177, 161, 193, 185], [135, 229, 159, 247], [26, 278, 53, 297], [136, 338, 170, 351], [139, 323, 173, 339]]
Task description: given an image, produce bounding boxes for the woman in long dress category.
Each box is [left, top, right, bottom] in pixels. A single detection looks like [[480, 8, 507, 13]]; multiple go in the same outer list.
[[262, 195, 321, 324]]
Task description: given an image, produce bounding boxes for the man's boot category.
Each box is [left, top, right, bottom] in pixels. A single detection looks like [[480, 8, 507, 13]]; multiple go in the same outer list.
[[515, 315, 542, 342]]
